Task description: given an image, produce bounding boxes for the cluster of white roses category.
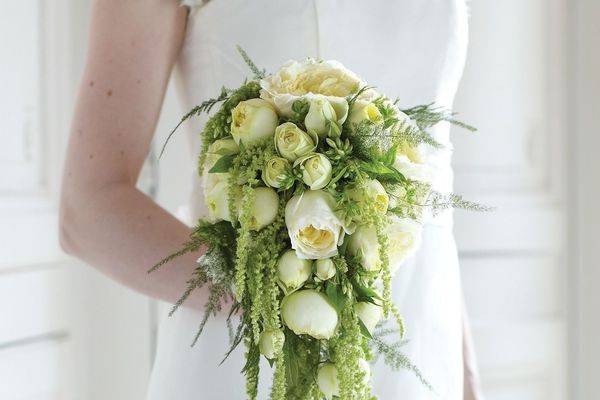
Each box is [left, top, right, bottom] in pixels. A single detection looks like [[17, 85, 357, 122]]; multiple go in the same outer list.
[[201, 59, 431, 399]]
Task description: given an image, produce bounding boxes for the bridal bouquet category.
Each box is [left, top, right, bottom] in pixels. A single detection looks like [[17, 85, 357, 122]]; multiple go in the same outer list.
[[152, 48, 484, 400]]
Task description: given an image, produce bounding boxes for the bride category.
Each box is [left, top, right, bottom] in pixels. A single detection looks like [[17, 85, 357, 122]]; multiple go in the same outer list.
[[60, 0, 483, 399]]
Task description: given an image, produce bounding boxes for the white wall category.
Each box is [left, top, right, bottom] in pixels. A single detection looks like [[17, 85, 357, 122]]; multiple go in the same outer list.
[[454, 1, 569, 399]]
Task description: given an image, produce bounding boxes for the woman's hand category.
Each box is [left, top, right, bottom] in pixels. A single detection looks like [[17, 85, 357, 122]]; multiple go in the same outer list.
[[60, 0, 206, 308]]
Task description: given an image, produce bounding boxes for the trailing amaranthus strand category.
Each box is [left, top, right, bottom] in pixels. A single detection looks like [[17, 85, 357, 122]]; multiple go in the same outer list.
[[234, 185, 255, 300]]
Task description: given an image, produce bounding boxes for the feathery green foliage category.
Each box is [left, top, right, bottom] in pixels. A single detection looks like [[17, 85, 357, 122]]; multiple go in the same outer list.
[[371, 332, 433, 391], [236, 45, 267, 80]]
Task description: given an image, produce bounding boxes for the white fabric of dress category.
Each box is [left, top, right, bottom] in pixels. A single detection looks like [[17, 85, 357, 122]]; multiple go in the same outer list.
[[147, 1, 469, 399]]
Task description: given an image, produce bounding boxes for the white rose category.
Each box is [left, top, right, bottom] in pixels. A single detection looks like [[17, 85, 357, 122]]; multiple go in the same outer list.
[[260, 58, 363, 116], [348, 100, 383, 127], [386, 184, 407, 210], [304, 98, 348, 138], [262, 157, 291, 189], [346, 224, 381, 271], [242, 187, 279, 230], [285, 190, 349, 259], [316, 363, 339, 400], [274, 122, 317, 161], [399, 141, 427, 164], [348, 216, 423, 273], [355, 302, 382, 334], [346, 179, 389, 215], [317, 360, 370, 400], [277, 250, 312, 293], [230, 98, 278, 145], [258, 329, 284, 359], [205, 181, 240, 223], [294, 153, 332, 190], [393, 154, 431, 183], [281, 289, 338, 339], [315, 258, 336, 281], [387, 216, 423, 273]]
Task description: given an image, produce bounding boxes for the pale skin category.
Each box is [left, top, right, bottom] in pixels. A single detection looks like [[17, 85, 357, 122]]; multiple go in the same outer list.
[[59, 0, 482, 397]]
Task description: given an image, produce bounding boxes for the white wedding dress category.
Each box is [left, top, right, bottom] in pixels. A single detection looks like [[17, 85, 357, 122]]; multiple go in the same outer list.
[[147, 1, 468, 399]]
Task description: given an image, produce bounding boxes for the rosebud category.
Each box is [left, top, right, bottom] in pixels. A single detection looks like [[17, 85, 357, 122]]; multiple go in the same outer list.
[[294, 153, 332, 190], [242, 187, 279, 230], [317, 359, 370, 400], [274, 122, 317, 161], [277, 250, 312, 293], [231, 98, 278, 145], [205, 181, 240, 223], [316, 363, 339, 400], [258, 329, 285, 359], [315, 258, 336, 281], [262, 157, 292, 189], [346, 178, 389, 215], [355, 301, 382, 334], [281, 289, 338, 339], [349, 100, 383, 127], [305, 98, 348, 138]]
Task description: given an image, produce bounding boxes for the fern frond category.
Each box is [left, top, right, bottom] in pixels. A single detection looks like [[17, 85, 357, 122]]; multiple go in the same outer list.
[[370, 334, 433, 391]]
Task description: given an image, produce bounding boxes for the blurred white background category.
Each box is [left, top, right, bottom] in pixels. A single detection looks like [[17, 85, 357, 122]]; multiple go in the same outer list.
[[1, 1, 599, 399]]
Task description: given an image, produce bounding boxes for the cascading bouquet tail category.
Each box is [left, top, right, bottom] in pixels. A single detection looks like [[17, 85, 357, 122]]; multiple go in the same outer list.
[[151, 47, 488, 400]]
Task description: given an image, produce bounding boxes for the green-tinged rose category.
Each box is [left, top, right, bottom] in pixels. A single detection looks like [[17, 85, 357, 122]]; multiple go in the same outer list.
[[230, 98, 278, 145], [346, 224, 380, 271], [393, 154, 431, 183], [208, 137, 239, 156], [349, 100, 383, 126], [355, 301, 382, 334], [274, 122, 317, 161], [277, 250, 312, 293], [262, 157, 292, 189], [205, 181, 240, 223], [348, 216, 423, 273], [387, 215, 423, 274], [242, 187, 279, 230], [346, 178, 389, 215], [294, 153, 332, 190], [258, 329, 284, 359], [305, 98, 349, 138], [281, 289, 338, 339], [285, 190, 350, 259], [317, 360, 370, 400], [316, 363, 339, 400], [315, 258, 336, 281]]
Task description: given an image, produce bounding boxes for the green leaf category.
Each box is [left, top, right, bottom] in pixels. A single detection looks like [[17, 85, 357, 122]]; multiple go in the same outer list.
[[292, 99, 309, 115], [358, 317, 373, 339], [328, 166, 348, 187], [325, 283, 346, 313], [359, 160, 406, 183], [208, 154, 235, 173], [382, 143, 398, 166], [352, 278, 382, 304]]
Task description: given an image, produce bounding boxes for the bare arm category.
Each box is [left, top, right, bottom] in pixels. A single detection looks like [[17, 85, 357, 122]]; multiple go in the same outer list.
[[59, 0, 205, 308], [463, 300, 485, 400]]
